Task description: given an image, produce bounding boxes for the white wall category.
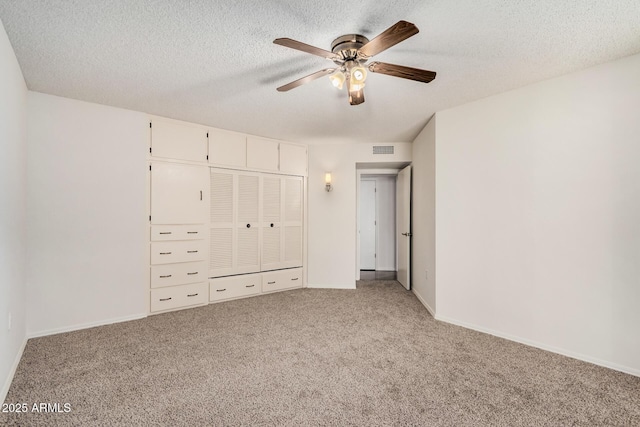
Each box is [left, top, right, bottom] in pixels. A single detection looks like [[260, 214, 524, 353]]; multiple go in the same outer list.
[[411, 117, 436, 314], [26, 92, 148, 336], [307, 142, 411, 288], [0, 18, 28, 402], [435, 52, 640, 375]]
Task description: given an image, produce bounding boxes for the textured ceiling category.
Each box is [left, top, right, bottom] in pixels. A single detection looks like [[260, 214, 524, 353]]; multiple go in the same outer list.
[[1, 1, 640, 144]]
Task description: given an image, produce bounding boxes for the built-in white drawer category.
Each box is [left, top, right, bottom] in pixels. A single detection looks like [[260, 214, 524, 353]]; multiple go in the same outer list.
[[209, 274, 262, 302], [151, 240, 206, 265], [151, 261, 207, 289], [262, 268, 303, 293], [151, 225, 206, 241], [150, 282, 208, 313]]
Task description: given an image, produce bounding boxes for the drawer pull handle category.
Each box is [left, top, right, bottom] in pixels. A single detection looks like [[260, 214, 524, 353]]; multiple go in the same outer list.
[[187, 293, 198, 297], [187, 272, 198, 275], [159, 232, 172, 235], [187, 250, 198, 253], [187, 231, 198, 234], [267, 281, 276, 284], [270, 223, 274, 228], [216, 289, 226, 292], [159, 297, 172, 302], [246, 284, 255, 288], [291, 277, 299, 281], [159, 252, 172, 255], [246, 224, 251, 228], [200, 190, 203, 201], [159, 275, 172, 278]]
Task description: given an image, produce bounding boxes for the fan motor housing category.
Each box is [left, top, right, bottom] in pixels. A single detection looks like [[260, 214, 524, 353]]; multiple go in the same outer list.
[[331, 34, 369, 62]]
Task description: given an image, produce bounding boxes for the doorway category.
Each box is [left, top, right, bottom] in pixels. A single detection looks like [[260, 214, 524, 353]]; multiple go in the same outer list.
[[356, 164, 411, 288], [358, 174, 397, 273]]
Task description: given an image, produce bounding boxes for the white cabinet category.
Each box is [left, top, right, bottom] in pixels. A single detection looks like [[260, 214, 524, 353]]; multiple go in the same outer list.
[[151, 261, 207, 289], [209, 128, 246, 168], [247, 136, 279, 171], [151, 240, 207, 265], [262, 268, 303, 293], [279, 143, 308, 176], [246, 137, 307, 176], [151, 120, 208, 162], [151, 162, 209, 225], [148, 183, 209, 313], [209, 273, 261, 302], [209, 169, 261, 277], [148, 118, 307, 313], [261, 175, 303, 271], [150, 282, 208, 313], [151, 225, 206, 241]]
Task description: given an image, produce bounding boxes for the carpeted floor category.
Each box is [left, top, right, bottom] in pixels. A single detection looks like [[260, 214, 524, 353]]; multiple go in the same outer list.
[[2, 280, 639, 426]]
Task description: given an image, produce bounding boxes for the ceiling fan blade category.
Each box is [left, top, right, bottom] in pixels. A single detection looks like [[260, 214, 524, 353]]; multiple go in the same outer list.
[[349, 88, 365, 105], [368, 61, 436, 83], [276, 68, 336, 92], [358, 21, 419, 58], [274, 38, 339, 60]]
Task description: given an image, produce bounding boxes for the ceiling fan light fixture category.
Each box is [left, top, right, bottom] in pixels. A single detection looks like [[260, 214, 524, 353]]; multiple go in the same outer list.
[[329, 72, 345, 90], [274, 20, 435, 105], [351, 66, 367, 83]]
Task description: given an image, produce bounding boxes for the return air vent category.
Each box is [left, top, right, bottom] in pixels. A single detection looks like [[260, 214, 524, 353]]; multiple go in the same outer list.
[[373, 145, 394, 155]]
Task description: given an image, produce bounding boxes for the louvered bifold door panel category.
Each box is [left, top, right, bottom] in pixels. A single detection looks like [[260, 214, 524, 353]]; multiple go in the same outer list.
[[210, 170, 235, 277], [261, 176, 282, 271], [282, 177, 303, 268], [236, 173, 260, 274]]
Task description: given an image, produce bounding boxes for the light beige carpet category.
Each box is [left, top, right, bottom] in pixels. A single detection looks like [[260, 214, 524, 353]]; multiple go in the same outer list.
[[2, 280, 639, 426]]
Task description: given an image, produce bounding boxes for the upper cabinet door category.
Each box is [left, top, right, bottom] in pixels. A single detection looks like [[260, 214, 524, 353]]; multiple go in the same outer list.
[[151, 120, 208, 162], [151, 162, 209, 224], [279, 143, 308, 176], [246, 136, 279, 172], [209, 128, 246, 168]]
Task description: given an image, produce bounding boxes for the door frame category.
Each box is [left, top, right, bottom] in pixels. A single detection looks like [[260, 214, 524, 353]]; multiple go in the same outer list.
[[356, 167, 406, 280]]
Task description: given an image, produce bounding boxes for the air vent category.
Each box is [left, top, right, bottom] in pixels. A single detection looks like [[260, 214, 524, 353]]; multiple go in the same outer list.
[[373, 145, 394, 154]]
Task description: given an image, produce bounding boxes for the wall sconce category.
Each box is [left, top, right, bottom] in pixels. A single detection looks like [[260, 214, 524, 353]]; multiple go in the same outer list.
[[325, 172, 333, 192]]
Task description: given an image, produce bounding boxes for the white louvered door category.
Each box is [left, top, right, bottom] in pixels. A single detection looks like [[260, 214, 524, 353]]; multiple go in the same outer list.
[[209, 169, 261, 277], [210, 168, 302, 277], [209, 170, 235, 277], [261, 175, 282, 271], [236, 173, 260, 274], [260, 174, 303, 271], [282, 176, 303, 269]]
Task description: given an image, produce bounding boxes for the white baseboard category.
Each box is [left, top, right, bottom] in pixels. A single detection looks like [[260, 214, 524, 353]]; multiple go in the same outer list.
[[1, 337, 27, 404], [412, 289, 435, 317], [28, 313, 147, 339], [435, 314, 640, 378], [306, 283, 356, 290]]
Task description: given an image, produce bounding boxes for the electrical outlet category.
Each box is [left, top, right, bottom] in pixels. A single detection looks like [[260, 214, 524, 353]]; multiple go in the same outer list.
[[7, 312, 11, 331]]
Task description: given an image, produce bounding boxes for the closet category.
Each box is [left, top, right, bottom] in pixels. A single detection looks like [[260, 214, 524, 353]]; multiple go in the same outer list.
[[148, 118, 306, 314]]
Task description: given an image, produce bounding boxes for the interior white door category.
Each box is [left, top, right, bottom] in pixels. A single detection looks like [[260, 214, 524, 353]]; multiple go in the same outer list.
[[360, 179, 377, 270], [397, 165, 411, 290]]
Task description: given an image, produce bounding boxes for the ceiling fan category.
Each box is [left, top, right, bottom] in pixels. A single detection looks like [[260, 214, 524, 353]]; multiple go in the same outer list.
[[273, 20, 436, 106]]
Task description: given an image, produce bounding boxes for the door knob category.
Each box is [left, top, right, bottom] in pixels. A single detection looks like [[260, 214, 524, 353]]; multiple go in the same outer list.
[[402, 232, 412, 237]]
